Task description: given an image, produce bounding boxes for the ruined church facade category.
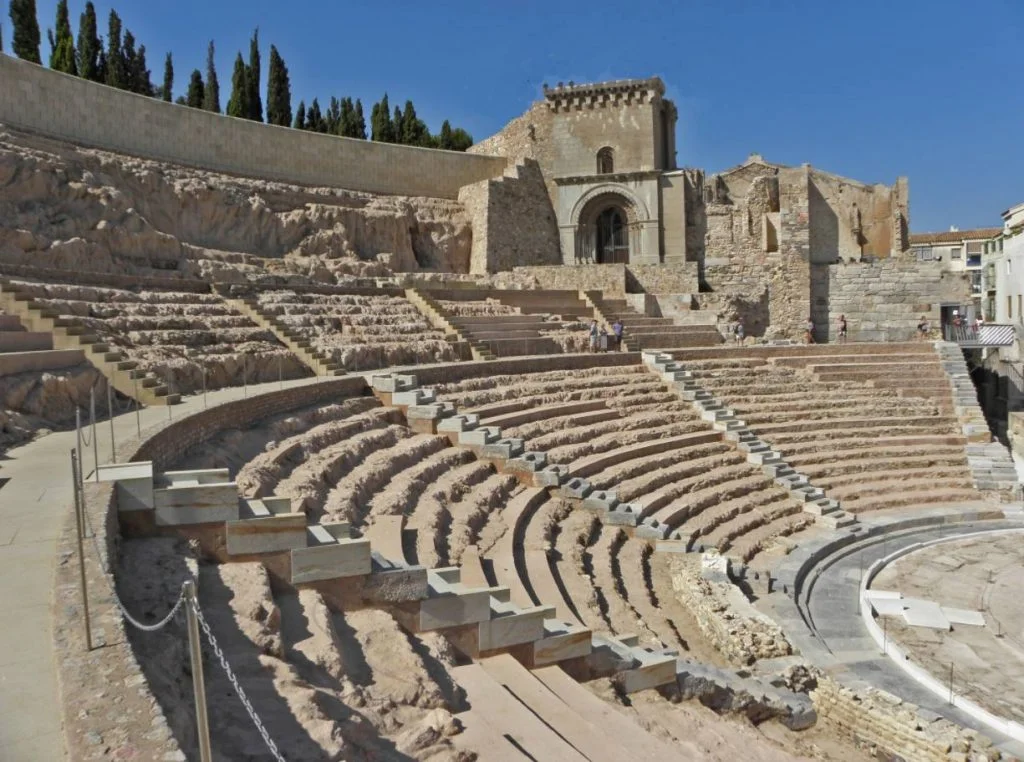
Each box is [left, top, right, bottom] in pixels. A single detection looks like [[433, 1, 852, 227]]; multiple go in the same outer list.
[[468, 76, 955, 340]]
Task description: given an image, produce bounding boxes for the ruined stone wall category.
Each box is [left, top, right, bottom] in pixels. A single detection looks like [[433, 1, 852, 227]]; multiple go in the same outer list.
[[826, 258, 972, 341], [468, 101, 557, 204], [811, 676, 1003, 762], [512, 264, 628, 295], [0, 53, 506, 200], [771, 167, 813, 339], [808, 170, 906, 262], [458, 159, 561, 274]]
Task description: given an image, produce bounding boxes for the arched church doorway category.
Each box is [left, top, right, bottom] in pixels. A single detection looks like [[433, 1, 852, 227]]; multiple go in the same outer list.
[[595, 206, 629, 264], [574, 191, 637, 264]]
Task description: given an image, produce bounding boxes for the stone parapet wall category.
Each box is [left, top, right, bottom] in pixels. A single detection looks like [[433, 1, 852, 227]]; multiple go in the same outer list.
[[811, 675, 1004, 761], [0, 54, 506, 200], [827, 258, 972, 342], [0, 261, 212, 292]]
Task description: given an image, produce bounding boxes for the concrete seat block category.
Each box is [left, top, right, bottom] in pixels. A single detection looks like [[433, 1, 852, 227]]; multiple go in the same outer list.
[[582, 490, 619, 513], [528, 620, 592, 666], [535, 464, 570, 487], [605, 502, 640, 526], [505, 451, 548, 473], [749, 451, 782, 465], [478, 605, 553, 652], [737, 439, 768, 453], [635, 518, 670, 540], [226, 513, 307, 555], [420, 587, 494, 631], [618, 654, 678, 694], [437, 415, 475, 433], [153, 482, 239, 526], [818, 511, 856, 530], [157, 468, 230, 487], [99, 461, 155, 512], [371, 373, 418, 392], [406, 403, 448, 421], [460, 426, 501, 446], [558, 477, 593, 500], [291, 538, 372, 584], [804, 499, 839, 516]]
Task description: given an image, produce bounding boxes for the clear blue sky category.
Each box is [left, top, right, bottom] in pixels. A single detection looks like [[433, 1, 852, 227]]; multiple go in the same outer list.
[[14, 0, 1024, 231]]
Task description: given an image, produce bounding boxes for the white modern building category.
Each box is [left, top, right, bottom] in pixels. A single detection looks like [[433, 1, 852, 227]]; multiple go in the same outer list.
[[988, 202, 1024, 324], [910, 226, 1002, 315]]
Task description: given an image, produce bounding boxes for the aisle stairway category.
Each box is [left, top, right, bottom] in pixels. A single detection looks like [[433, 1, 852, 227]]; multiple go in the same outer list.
[[585, 291, 722, 350]]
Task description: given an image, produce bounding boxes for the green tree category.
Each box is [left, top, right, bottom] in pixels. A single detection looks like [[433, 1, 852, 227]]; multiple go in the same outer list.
[[338, 97, 354, 137], [326, 96, 341, 134], [161, 52, 173, 101], [437, 120, 453, 150], [174, 95, 187, 105], [246, 28, 262, 121], [48, 0, 76, 74], [226, 52, 248, 118], [265, 44, 291, 126], [400, 100, 430, 146], [121, 30, 137, 90], [133, 44, 152, 95], [293, 100, 306, 130], [392, 105, 404, 144], [186, 68, 204, 108], [203, 40, 220, 112], [76, 2, 101, 81], [104, 10, 124, 88], [371, 94, 393, 142], [449, 127, 473, 151], [307, 97, 324, 132], [9, 0, 41, 63], [353, 99, 366, 139]]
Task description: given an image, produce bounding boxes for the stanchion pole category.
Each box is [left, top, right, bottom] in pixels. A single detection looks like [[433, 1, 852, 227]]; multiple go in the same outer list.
[[203, 366, 208, 410], [107, 381, 116, 464], [71, 449, 93, 651], [948, 663, 954, 704], [133, 375, 141, 437], [279, 355, 283, 391], [243, 354, 248, 399], [76, 408, 83, 468], [90, 387, 99, 480], [184, 581, 213, 762]]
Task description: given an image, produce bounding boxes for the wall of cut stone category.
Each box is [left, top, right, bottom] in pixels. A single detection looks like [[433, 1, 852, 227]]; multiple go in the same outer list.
[[468, 101, 557, 203], [826, 258, 972, 342], [513, 263, 628, 295], [808, 169, 905, 262], [0, 54, 506, 199], [458, 159, 561, 274], [811, 676, 1003, 762]]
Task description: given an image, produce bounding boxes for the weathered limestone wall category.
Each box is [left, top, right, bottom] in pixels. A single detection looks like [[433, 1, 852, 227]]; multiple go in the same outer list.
[[660, 174, 687, 264], [771, 167, 813, 338], [808, 170, 908, 262], [826, 258, 972, 341], [0, 53, 506, 199], [811, 676, 1003, 761], [459, 160, 561, 274], [468, 101, 557, 204], [513, 264, 628, 295]]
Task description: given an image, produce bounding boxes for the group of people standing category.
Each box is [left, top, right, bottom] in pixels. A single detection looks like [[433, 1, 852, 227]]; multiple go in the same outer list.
[[588, 318, 624, 352]]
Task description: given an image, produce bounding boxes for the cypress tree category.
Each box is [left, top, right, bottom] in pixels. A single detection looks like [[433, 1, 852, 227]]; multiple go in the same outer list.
[[354, 99, 366, 139], [339, 97, 354, 137], [48, 0, 76, 74], [401, 100, 430, 146], [76, 2, 101, 81], [246, 28, 262, 121], [392, 105, 404, 144], [371, 94, 394, 142], [133, 44, 152, 95], [327, 97, 341, 134], [203, 41, 220, 112], [449, 127, 473, 151], [121, 30, 137, 91], [104, 10, 124, 88], [186, 69, 204, 108], [226, 53, 248, 118], [265, 44, 291, 126], [293, 100, 306, 130], [162, 52, 173, 102], [307, 98, 324, 132], [438, 120, 453, 150], [9, 0, 41, 63]]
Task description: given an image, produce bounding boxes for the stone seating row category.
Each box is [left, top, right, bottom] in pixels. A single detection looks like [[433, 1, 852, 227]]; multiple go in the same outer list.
[[643, 352, 857, 533]]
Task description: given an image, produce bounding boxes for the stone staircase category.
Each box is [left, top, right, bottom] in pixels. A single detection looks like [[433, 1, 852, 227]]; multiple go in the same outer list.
[[936, 341, 1019, 493], [583, 290, 723, 350], [0, 278, 180, 406], [643, 352, 857, 534], [227, 296, 346, 376], [405, 288, 495, 361]]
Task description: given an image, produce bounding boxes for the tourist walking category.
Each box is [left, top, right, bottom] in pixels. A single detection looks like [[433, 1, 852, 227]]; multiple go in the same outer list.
[[588, 319, 600, 352], [837, 314, 848, 344], [917, 315, 930, 339], [733, 318, 745, 345], [612, 318, 624, 351], [805, 316, 815, 344]]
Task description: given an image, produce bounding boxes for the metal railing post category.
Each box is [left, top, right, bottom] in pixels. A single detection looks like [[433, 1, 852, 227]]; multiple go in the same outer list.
[[107, 381, 116, 463], [133, 375, 141, 437], [184, 580, 213, 762], [90, 387, 99, 480], [71, 449, 93, 651]]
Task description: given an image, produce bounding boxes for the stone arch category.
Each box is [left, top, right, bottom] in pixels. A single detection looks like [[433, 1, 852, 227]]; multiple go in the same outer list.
[[596, 146, 614, 174], [570, 185, 648, 264]]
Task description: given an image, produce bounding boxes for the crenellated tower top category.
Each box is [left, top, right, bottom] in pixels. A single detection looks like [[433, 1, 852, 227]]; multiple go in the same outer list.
[[543, 77, 666, 113]]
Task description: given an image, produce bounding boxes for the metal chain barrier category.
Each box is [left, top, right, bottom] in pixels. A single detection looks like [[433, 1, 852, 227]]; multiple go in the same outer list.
[[190, 599, 286, 762]]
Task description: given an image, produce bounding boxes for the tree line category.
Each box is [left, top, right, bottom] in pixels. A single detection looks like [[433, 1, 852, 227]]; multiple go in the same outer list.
[[5, 0, 473, 149]]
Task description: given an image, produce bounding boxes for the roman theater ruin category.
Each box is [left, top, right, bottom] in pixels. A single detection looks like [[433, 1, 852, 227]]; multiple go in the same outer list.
[[2, 52, 1024, 761]]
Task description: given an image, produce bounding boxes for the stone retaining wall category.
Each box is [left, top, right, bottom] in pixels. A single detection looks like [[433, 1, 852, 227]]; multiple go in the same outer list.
[[0, 53, 507, 199], [811, 675, 1004, 761]]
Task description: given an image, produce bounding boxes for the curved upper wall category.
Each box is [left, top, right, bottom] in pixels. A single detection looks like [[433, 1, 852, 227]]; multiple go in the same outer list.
[[0, 54, 507, 199]]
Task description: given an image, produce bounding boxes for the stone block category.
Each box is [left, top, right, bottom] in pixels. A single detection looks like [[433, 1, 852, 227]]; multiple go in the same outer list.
[[291, 537, 372, 584], [98, 461, 155, 512], [480, 438, 526, 460], [605, 502, 640, 526], [534, 463, 570, 487], [225, 513, 307, 555], [419, 587, 495, 631], [524, 620, 593, 667], [635, 517, 670, 540], [618, 653, 678, 694], [478, 604, 553, 651], [582, 490, 619, 513], [371, 373, 418, 393], [557, 477, 593, 500], [459, 426, 501, 447], [153, 481, 239, 526], [361, 557, 429, 603]]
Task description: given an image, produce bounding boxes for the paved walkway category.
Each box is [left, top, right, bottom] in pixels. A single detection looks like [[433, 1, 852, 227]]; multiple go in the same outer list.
[[0, 376, 324, 761], [803, 520, 1024, 759]]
